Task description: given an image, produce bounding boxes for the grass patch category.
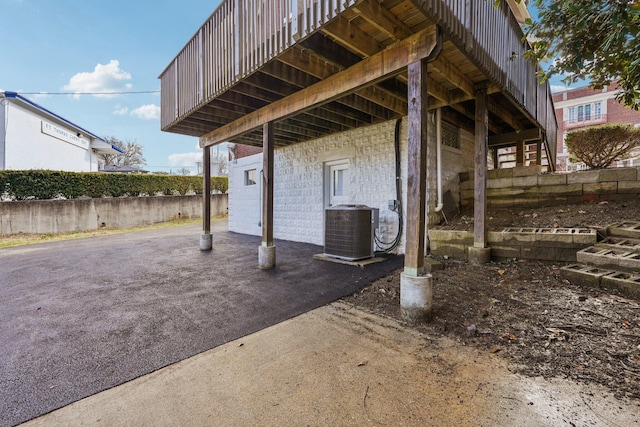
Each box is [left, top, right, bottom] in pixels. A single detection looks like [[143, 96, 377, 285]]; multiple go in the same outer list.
[[0, 215, 227, 249]]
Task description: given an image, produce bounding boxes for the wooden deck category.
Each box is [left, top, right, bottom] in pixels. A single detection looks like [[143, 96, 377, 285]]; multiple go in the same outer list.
[[160, 0, 557, 167]]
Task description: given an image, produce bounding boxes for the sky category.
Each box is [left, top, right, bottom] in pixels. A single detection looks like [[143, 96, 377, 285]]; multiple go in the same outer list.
[[0, 0, 579, 174], [0, 0, 225, 174]]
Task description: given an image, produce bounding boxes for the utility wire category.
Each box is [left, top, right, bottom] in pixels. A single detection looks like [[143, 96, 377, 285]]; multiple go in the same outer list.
[[18, 90, 160, 95]]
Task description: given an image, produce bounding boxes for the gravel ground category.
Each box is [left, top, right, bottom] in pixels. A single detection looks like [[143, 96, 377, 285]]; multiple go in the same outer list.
[[343, 199, 640, 401]]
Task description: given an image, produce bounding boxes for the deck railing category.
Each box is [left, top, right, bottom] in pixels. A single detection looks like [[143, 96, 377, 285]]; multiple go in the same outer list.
[[160, 0, 356, 129], [416, 0, 557, 166], [161, 0, 557, 167]]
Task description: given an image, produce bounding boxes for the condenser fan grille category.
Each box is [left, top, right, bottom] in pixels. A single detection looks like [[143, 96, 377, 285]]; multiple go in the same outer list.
[[324, 206, 378, 261]]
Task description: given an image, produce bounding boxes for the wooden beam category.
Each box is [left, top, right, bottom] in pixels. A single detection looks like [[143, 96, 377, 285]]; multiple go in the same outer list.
[[516, 140, 524, 166], [353, 0, 413, 41], [430, 56, 475, 96], [474, 84, 489, 248], [278, 47, 338, 80], [301, 33, 363, 69], [261, 61, 392, 120], [260, 60, 319, 88], [356, 86, 408, 115], [488, 128, 540, 146], [449, 102, 503, 134], [487, 97, 525, 131], [200, 27, 438, 147], [291, 36, 406, 117], [404, 58, 429, 276], [321, 14, 383, 57], [229, 83, 367, 128], [262, 122, 274, 247]]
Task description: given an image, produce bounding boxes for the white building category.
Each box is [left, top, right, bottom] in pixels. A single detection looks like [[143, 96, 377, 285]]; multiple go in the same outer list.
[[0, 91, 122, 172]]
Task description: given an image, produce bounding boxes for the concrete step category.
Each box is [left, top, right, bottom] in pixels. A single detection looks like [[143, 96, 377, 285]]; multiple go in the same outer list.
[[560, 264, 640, 299], [576, 246, 640, 273], [607, 221, 640, 239]]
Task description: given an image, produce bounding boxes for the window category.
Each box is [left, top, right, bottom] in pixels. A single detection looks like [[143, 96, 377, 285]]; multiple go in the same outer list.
[[325, 160, 350, 207], [244, 169, 257, 186], [568, 102, 603, 125], [333, 168, 345, 196]]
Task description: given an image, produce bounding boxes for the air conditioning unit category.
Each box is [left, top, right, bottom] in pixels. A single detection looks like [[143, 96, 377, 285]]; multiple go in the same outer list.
[[324, 205, 379, 261]]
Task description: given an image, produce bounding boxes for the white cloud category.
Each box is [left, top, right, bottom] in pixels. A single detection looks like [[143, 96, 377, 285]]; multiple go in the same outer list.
[[131, 104, 160, 120], [550, 84, 569, 93], [168, 152, 201, 167], [113, 105, 129, 115], [63, 60, 132, 98]]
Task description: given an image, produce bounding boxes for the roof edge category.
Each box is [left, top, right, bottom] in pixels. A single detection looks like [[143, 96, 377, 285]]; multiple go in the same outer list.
[[1, 91, 105, 143]]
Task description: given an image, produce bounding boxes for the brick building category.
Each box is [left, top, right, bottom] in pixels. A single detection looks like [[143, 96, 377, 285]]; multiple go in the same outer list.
[[553, 82, 640, 171]]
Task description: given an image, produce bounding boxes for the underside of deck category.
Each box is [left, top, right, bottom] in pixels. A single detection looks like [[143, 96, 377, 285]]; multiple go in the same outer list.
[[160, 0, 557, 168]]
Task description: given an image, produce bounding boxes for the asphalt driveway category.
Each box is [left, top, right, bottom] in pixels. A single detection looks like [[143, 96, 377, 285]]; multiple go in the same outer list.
[[0, 221, 402, 427]]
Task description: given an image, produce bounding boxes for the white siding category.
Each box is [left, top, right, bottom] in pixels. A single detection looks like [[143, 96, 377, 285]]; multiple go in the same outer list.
[[228, 154, 262, 236], [3, 102, 97, 172]]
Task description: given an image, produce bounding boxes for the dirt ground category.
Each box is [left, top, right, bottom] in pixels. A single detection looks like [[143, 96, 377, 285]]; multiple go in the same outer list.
[[343, 199, 640, 401]]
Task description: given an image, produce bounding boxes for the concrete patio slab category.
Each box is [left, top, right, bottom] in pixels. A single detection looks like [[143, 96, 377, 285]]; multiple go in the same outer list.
[[21, 302, 640, 427]]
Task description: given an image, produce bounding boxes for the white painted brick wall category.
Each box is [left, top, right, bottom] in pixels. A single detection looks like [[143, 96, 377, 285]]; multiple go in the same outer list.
[[228, 117, 476, 254], [274, 120, 405, 251]]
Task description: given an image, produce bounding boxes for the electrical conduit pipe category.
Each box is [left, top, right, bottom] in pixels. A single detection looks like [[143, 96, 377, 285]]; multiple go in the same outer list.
[[434, 108, 444, 213]]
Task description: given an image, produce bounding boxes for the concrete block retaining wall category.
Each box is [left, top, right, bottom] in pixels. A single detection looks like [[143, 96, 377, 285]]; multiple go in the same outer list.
[[429, 227, 597, 262], [0, 194, 228, 235], [461, 166, 640, 208], [560, 264, 640, 298]]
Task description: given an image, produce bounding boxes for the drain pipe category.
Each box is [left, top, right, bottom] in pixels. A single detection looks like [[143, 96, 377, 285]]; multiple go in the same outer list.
[[258, 169, 263, 227], [434, 108, 444, 213]]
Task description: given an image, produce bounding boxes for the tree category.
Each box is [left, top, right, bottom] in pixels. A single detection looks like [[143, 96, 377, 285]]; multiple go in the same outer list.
[[99, 136, 147, 168], [214, 153, 228, 176], [525, 1, 640, 108], [564, 124, 640, 169], [177, 167, 191, 176]]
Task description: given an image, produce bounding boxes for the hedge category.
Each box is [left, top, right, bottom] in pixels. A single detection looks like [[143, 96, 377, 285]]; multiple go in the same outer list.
[[0, 170, 228, 201]]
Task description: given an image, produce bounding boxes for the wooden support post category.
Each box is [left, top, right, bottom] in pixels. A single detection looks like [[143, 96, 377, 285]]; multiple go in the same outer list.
[[469, 83, 491, 264], [401, 57, 434, 323], [516, 140, 524, 167], [262, 122, 274, 246], [200, 146, 212, 251], [535, 140, 542, 166], [404, 59, 428, 277], [259, 121, 276, 269]]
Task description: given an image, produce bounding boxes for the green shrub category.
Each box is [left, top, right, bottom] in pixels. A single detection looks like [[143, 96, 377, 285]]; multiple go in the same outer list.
[[565, 124, 640, 169], [0, 170, 227, 201]]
